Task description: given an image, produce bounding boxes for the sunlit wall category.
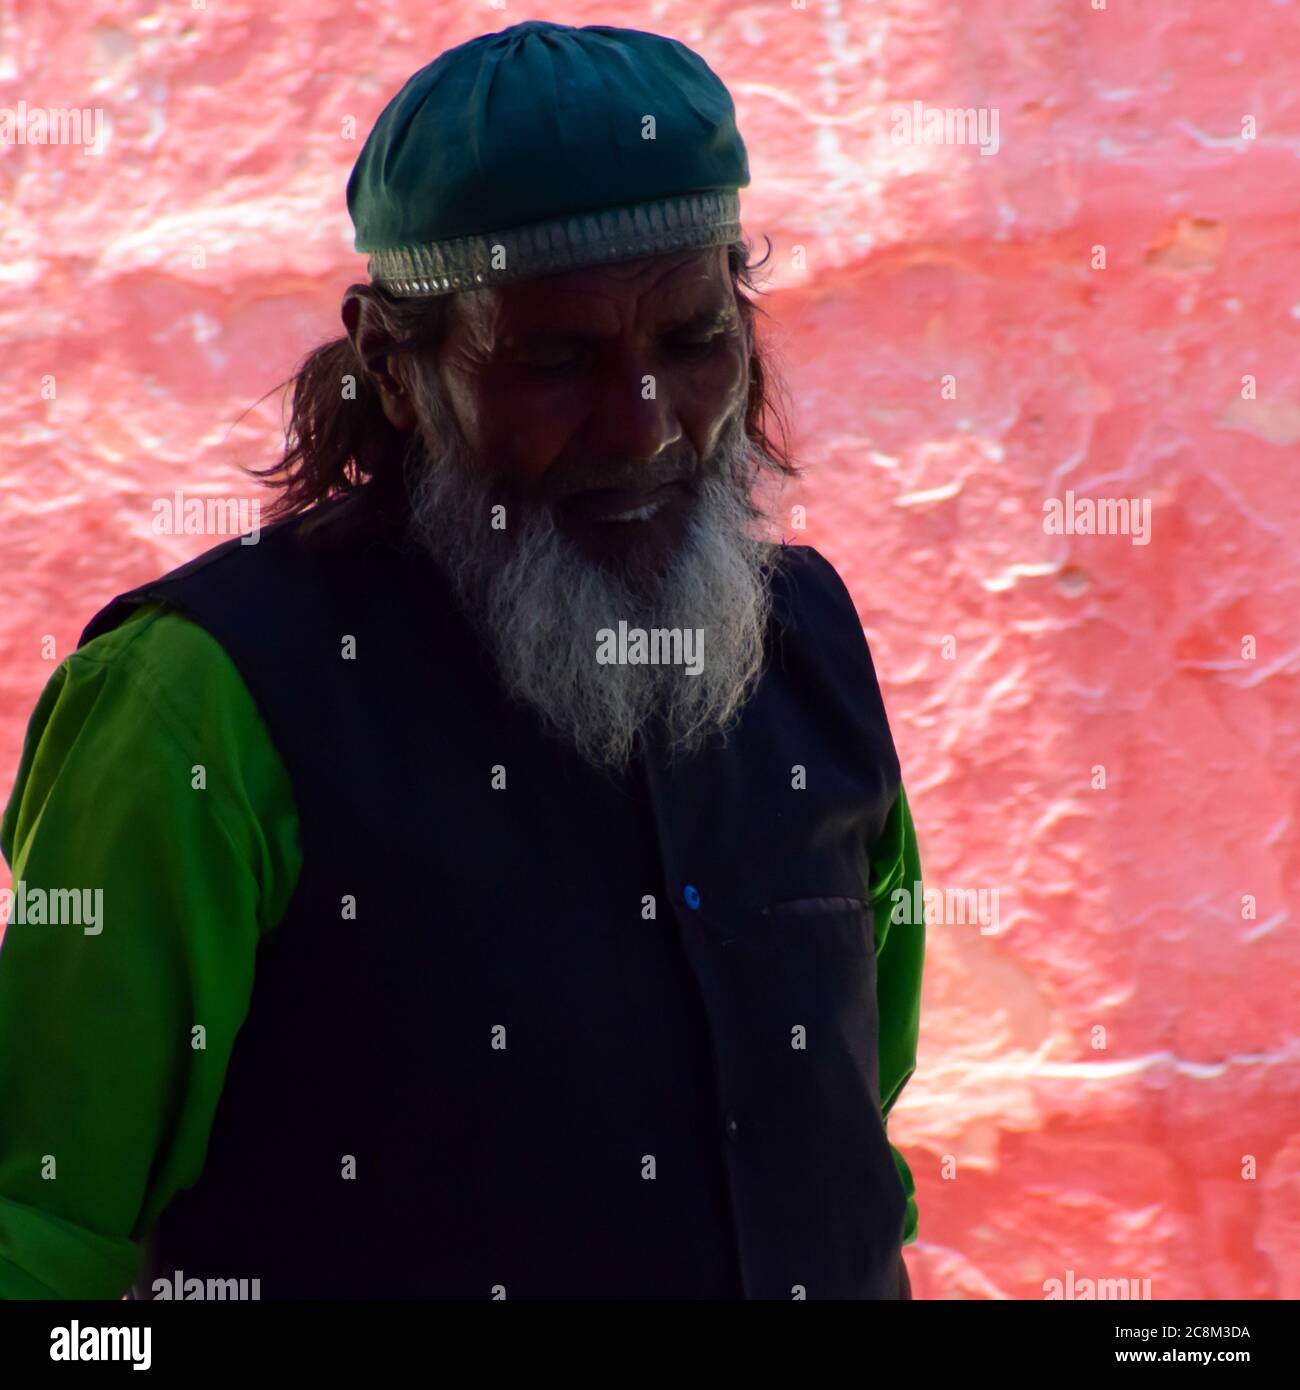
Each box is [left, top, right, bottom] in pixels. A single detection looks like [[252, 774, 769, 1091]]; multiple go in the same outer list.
[[2, 2, 1297, 1300]]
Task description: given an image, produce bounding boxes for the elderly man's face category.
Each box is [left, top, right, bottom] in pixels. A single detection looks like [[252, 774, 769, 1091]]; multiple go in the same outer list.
[[342, 243, 776, 772], [432, 244, 750, 574]]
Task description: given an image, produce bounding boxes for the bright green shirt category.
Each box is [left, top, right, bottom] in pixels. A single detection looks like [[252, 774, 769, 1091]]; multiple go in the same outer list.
[[0, 600, 923, 1299]]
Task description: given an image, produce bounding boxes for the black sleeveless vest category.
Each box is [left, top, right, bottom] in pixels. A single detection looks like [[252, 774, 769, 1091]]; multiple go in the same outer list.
[[79, 490, 908, 1299]]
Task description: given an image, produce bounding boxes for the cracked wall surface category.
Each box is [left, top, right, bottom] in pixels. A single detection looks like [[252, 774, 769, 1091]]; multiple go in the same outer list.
[[1, 4, 1297, 1299]]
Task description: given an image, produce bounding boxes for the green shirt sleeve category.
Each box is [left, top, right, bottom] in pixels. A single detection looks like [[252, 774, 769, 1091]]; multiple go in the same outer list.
[[869, 783, 925, 1246], [0, 603, 301, 1299]]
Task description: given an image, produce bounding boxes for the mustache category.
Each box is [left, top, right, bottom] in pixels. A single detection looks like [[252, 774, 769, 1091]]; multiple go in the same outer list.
[[533, 455, 701, 503]]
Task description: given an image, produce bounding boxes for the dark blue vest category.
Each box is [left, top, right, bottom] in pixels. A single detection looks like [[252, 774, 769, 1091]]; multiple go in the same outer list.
[[79, 489, 909, 1299]]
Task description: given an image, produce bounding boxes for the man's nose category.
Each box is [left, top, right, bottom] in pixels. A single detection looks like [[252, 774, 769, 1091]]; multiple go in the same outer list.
[[582, 370, 684, 471]]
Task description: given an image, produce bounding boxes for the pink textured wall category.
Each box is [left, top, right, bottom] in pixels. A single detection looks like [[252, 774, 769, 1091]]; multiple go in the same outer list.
[[3, 3, 1297, 1300]]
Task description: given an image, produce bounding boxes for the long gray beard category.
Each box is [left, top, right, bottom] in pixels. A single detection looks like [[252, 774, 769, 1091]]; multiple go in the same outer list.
[[403, 391, 781, 774]]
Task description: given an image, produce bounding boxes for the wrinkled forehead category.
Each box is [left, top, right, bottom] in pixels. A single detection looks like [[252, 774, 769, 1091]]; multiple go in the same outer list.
[[449, 245, 736, 347]]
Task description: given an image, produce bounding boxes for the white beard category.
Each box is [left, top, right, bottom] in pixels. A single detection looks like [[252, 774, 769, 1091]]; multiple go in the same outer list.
[[402, 381, 783, 774]]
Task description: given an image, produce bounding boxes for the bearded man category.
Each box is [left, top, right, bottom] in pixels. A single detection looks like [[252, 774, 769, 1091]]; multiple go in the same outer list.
[[0, 19, 924, 1300]]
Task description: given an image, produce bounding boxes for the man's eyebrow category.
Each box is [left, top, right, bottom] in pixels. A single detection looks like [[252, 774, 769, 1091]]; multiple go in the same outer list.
[[670, 306, 738, 334], [498, 306, 736, 352]]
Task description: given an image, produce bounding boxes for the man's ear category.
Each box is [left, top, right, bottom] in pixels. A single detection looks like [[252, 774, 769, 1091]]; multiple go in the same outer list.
[[341, 285, 418, 432]]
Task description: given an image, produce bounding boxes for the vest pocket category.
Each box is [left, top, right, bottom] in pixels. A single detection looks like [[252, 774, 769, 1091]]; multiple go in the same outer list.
[[761, 895, 869, 919], [747, 895, 878, 961]]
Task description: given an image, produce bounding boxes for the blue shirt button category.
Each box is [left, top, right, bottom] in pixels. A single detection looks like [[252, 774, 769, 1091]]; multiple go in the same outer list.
[[683, 884, 701, 910]]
